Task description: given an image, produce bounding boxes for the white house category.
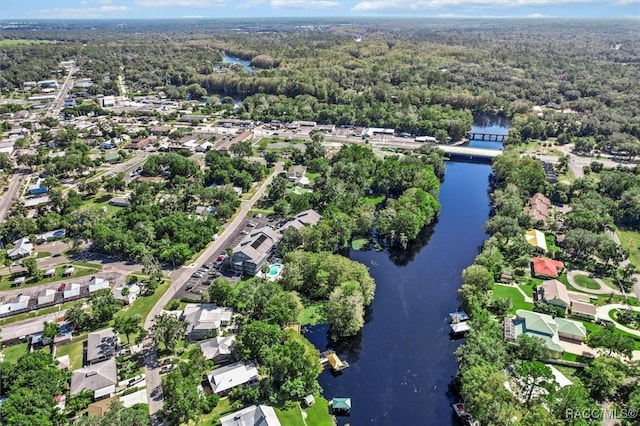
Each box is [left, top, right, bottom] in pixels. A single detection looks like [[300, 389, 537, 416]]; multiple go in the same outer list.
[[181, 304, 233, 341], [7, 237, 33, 260], [112, 283, 141, 305], [207, 361, 258, 395], [88, 277, 110, 293], [220, 405, 281, 426], [63, 283, 81, 299]]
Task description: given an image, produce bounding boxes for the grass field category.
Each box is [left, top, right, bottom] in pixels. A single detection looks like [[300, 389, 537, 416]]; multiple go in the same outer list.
[[275, 397, 333, 426], [573, 274, 601, 290], [491, 284, 533, 313], [518, 279, 540, 299], [55, 338, 86, 370], [0, 39, 55, 45], [297, 303, 325, 326], [2, 343, 28, 363], [617, 228, 640, 268]]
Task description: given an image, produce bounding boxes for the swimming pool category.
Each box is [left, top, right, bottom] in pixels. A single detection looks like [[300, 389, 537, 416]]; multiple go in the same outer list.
[[267, 263, 282, 277]]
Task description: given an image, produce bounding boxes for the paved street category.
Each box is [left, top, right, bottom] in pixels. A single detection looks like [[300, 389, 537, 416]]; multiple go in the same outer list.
[[142, 162, 283, 418], [0, 173, 26, 221]]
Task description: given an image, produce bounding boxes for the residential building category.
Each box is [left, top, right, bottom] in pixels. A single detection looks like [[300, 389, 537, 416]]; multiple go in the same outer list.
[[182, 304, 233, 341], [207, 361, 259, 395], [199, 335, 236, 363], [219, 405, 281, 426], [112, 283, 141, 305], [570, 301, 597, 321], [7, 237, 33, 259], [230, 227, 282, 275], [525, 229, 547, 252], [524, 193, 552, 223], [285, 165, 306, 182], [88, 277, 110, 293], [531, 257, 564, 279], [70, 358, 117, 400], [505, 310, 587, 358], [86, 328, 118, 365], [109, 196, 130, 207], [279, 209, 322, 232], [37, 289, 57, 306], [536, 279, 571, 309]]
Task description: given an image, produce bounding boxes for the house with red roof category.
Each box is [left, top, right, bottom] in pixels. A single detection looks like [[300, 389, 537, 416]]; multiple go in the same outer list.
[[531, 257, 565, 279]]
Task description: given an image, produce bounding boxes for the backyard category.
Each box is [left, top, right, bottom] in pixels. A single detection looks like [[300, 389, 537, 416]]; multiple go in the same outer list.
[[491, 284, 533, 314]]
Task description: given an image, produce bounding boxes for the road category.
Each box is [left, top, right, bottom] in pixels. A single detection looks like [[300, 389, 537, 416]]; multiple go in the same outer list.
[[142, 162, 283, 418], [47, 67, 76, 118], [1, 310, 67, 342], [0, 173, 25, 221]]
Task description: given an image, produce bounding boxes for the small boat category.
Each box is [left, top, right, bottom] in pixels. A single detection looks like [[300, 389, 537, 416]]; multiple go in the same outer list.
[[452, 402, 480, 425]]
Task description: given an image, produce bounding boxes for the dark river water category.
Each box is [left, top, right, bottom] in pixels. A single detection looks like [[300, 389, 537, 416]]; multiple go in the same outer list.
[[304, 162, 492, 426], [468, 114, 510, 150]]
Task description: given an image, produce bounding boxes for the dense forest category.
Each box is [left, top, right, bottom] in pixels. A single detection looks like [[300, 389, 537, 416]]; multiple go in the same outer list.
[[2, 19, 638, 142]]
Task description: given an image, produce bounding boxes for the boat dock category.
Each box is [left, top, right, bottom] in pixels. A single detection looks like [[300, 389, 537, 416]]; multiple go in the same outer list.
[[320, 350, 349, 371], [449, 310, 470, 323], [450, 322, 471, 336]]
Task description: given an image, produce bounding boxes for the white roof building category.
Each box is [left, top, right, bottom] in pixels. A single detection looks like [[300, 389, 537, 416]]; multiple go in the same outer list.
[[207, 361, 258, 394]]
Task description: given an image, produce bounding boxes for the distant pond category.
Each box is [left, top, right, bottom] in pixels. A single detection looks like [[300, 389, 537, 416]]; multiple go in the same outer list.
[[221, 54, 255, 72], [303, 161, 493, 426]]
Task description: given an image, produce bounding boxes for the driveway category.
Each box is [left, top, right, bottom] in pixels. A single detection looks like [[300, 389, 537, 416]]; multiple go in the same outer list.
[[595, 304, 640, 338]]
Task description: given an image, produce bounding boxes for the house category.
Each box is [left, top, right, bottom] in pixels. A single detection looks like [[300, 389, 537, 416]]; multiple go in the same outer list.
[[218, 130, 253, 151], [229, 227, 282, 275], [181, 304, 233, 341], [279, 209, 322, 232], [285, 165, 306, 182], [63, 266, 75, 276], [506, 310, 587, 358], [0, 294, 30, 315], [525, 229, 547, 252], [112, 283, 141, 305], [207, 361, 259, 395], [37, 289, 57, 306], [36, 228, 66, 243], [151, 126, 172, 136], [570, 301, 597, 321], [536, 279, 571, 309], [28, 185, 49, 195], [88, 277, 110, 293], [86, 328, 118, 365], [524, 193, 552, 223], [56, 355, 71, 371], [7, 237, 33, 259], [109, 196, 130, 208], [12, 276, 26, 287], [24, 196, 51, 208], [194, 205, 216, 217], [70, 358, 117, 400], [180, 114, 207, 124], [219, 405, 281, 426], [199, 335, 236, 363], [44, 268, 56, 278], [531, 257, 565, 279], [63, 283, 82, 299]]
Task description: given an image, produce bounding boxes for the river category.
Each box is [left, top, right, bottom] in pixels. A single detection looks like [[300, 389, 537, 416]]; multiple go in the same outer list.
[[304, 161, 493, 425], [222, 54, 255, 72], [468, 114, 510, 150]]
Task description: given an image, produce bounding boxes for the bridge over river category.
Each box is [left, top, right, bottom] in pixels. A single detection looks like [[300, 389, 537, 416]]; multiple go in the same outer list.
[[436, 145, 502, 162]]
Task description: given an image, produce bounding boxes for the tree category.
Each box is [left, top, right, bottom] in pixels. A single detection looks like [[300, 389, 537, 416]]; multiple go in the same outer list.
[[21, 257, 39, 279], [159, 370, 201, 426], [509, 334, 550, 361], [234, 320, 284, 361], [587, 326, 634, 359], [326, 281, 365, 339], [65, 304, 90, 331], [114, 314, 142, 346], [548, 383, 599, 426], [89, 289, 122, 325], [581, 356, 625, 401], [460, 363, 518, 425], [229, 140, 253, 158], [149, 312, 186, 353], [515, 360, 556, 405], [208, 278, 235, 306], [75, 401, 150, 426], [268, 175, 288, 201], [42, 321, 58, 352]]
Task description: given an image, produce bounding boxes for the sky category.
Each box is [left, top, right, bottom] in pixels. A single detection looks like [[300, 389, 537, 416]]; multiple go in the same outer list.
[[1, 0, 639, 20]]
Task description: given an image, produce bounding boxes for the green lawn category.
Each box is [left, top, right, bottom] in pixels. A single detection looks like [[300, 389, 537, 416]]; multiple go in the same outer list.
[[553, 365, 583, 386], [248, 208, 275, 218], [194, 397, 241, 425], [35, 251, 52, 259], [616, 228, 640, 268], [297, 303, 325, 326], [573, 274, 601, 290], [2, 343, 28, 363], [275, 397, 333, 426], [304, 172, 320, 181], [518, 279, 540, 299], [55, 337, 85, 370], [112, 279, 171, 343], [491, 285, 533, 313]]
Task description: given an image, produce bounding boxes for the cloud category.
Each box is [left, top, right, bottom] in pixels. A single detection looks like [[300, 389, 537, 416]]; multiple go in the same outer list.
[[352, 0, 600, 11], [236, 0, 266, 8], [34, 5, 130, 18], [135, 0, 226, 7], [271, 0, 341, 9]]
